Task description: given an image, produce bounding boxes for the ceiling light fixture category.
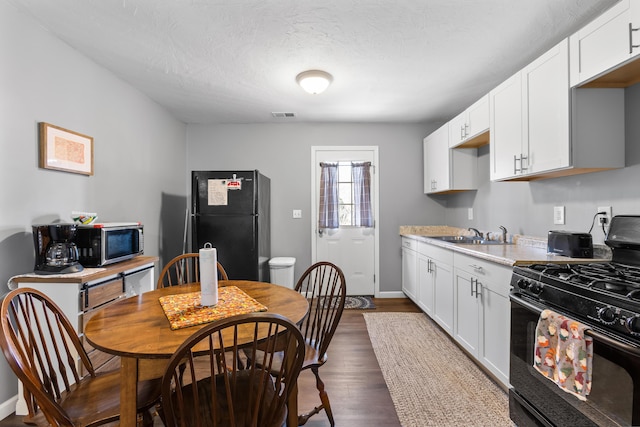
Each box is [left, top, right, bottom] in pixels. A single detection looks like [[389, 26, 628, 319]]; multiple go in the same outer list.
[[296, 70, 333, 94]]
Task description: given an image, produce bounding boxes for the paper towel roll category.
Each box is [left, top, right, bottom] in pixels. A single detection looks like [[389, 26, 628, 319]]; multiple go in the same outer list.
[[199, 243, 218, 306]]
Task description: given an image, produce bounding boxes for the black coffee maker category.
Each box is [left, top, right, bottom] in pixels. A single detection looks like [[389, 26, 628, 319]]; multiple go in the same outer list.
[[33, 224, 84, 274]]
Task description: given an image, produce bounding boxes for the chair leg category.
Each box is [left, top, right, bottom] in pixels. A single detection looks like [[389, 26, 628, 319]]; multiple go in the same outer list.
[[137, 408, 154, 427], [298, 367, 335, 427]]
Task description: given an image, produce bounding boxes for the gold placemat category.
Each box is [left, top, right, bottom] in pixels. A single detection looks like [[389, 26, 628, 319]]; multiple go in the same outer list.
[[159, 286, 267, 330]]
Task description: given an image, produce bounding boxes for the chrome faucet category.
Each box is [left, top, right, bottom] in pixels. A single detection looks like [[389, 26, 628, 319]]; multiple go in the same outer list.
[[468, 227, 484, 239], [499, 225, 508, 243]]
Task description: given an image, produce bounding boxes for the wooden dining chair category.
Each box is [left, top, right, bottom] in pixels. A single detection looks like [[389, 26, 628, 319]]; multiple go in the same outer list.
[[245, 261, 346, 426], [160, 312, 306, 427], [0, 287, 161, 427], [157, 252, 228, 288], [293, 261, 346, 426]]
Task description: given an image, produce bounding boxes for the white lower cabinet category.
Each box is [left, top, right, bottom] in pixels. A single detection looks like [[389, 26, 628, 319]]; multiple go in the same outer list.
[[454, 269, 481, 355], [417, 254, 434, 316], [400, 237, 511, 387], [431, 255, 454, 334], [453, 253, 511, 387], [416, 242, 454, 333], [401, 237, 418, 302]]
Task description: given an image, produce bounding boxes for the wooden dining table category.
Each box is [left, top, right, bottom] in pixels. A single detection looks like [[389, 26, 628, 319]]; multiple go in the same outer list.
[[84, 280, 309, 427]]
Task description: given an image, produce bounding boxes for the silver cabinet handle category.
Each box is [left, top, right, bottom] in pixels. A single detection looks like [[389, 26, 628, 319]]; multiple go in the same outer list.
[[469, 264, 483, 271], [514, 154, 529, 174], [470, 277, 481, 298], [464, 123, 469, 138], [460, 125, 465, 141], [630, 23, 640, 54]]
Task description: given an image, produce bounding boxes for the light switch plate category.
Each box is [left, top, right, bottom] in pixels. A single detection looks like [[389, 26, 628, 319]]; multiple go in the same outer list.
[[553, 206, 565, 225], [292, 209, 302, 219]]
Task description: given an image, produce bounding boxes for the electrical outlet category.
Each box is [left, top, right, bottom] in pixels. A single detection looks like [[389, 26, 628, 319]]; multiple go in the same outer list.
[[468, 208, 473, 220], [292, 209, 302, 219], [553, 206, 565, 225], [597, 206, 612, 226]]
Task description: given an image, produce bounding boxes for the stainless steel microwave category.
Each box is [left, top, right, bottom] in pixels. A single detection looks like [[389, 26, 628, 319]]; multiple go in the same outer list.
[[76, 222, 144, 266]]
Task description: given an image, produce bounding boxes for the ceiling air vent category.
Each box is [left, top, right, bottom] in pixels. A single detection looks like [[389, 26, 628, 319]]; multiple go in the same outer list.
[[271, 112, 296, 118]]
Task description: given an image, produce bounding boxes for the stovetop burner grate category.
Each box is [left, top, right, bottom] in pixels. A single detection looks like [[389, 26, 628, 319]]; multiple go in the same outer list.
[[526, 263, 640, 300]]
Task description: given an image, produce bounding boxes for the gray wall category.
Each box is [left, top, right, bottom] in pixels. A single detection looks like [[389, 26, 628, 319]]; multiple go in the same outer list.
[[0, 2, 187, 413], [186, 123, 443, 291], [443, 83, 640, 245]]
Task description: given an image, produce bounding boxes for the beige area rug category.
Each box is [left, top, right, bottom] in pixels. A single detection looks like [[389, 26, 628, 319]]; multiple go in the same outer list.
[[364, 312, 511, 427]]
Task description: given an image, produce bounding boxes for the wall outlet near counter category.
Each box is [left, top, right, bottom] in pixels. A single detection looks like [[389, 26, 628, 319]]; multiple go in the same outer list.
[[292, 209, 302, 219], [597, 206, 612, 227], [468, 208, 473, 220], [553, 206, 565, 225]]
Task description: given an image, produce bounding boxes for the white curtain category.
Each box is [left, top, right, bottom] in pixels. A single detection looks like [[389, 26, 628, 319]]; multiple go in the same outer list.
[[352, 162, 373, 227], [318, 162, 339, 229]]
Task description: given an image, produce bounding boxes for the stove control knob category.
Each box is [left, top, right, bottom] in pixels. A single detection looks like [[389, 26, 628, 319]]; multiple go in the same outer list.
[[529, 282, 543, 295], [517, 279, 529, 290], [598, 307, 617, 324], [626, 316, 640, 334]]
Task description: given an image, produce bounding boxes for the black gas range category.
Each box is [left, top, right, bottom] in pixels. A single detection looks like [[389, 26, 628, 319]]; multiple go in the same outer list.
[[512, 261, 640, 347], [510, 215, 640, 427]]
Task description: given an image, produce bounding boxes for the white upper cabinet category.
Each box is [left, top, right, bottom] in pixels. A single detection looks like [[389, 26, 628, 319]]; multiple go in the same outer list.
[[491, 40, 569, 181], [570, 0, 640, 87], [424, 123, 450, 193], [424, 123, 477, 194], [448, 95, 490, 148], [489, 71, 524, 181], [490, 38, 625, 181], [523, 38, 570, 175]]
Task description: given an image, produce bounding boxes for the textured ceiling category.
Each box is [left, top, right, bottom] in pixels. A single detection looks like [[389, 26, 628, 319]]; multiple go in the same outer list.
[[9, 0, 618, 124]]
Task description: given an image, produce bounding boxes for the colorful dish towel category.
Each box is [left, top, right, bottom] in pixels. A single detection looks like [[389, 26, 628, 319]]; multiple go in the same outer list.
[[533, 309, 593, 401], [159, 286, 267, 330]]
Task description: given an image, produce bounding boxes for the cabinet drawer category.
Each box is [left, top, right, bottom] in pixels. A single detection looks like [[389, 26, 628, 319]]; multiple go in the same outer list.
[[418, 242, 453, 264], [81, 277, 125, 311], [402, 237, 418, 251], [453, 253, 512, 294]]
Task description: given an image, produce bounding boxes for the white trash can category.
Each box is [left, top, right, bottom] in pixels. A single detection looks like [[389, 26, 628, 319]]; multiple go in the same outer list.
[[269, 257, 296, 288]]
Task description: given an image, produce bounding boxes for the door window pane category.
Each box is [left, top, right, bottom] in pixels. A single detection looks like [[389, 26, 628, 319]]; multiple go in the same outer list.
[[336, 161, 360, 226]]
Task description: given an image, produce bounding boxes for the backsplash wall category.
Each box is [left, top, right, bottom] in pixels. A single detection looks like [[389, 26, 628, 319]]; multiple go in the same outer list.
[[443, 83, 640, 245]]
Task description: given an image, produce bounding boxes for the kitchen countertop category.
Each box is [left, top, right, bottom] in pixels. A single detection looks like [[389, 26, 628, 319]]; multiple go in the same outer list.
[[400, 226, 610, 267]]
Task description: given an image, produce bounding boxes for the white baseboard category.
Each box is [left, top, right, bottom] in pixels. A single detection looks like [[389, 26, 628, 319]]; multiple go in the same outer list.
[[0, 395, 17, 421], [375, 290, 406, 298]]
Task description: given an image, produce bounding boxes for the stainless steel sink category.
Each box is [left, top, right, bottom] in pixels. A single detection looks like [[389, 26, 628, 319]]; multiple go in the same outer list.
[[428, 236, 510, 245], [464, 240, 511, 245], [428, 235, 482, 243]]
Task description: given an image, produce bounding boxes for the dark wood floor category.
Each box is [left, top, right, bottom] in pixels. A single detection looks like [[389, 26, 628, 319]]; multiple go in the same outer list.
[[0, 298, 421, 427]]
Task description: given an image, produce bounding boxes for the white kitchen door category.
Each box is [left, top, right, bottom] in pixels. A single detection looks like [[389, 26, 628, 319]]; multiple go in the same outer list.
[[311, 146, 379, 296]]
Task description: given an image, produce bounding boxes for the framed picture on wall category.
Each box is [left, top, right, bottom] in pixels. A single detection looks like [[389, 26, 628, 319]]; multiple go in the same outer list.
[[39, 122, 94, 176]]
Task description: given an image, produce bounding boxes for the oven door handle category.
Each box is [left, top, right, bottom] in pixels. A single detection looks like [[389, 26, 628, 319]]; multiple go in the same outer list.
[[511, 293, 640, 357]]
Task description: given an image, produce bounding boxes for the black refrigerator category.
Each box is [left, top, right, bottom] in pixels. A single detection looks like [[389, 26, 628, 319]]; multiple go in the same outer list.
[[191, 170, 270, 282]]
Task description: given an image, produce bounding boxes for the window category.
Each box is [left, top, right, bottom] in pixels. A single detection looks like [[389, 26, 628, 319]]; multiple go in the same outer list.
[[319, 161, 372, 229], [338, 162, 354, 226]]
